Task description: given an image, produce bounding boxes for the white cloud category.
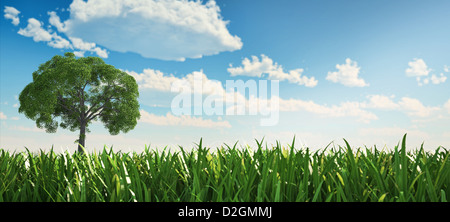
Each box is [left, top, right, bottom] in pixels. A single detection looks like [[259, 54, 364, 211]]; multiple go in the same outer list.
[[444, 65, 450, 73], [276, 94, 449, 124], [18, 18, 53, 42], [58, 0, 242, 61], [128, 68, 259, 118], [73, 51, 85, 57], [363, 95, 450, 122], [363, 95, 399, 110], [398, 97, 440, 118], [127, 69, 224, 95], [404, 58, 447, 86], [128, 66, 447, 125], [139, 110, 231, 128], [227, 54, 318, 87], [406, 58, 431, 77], [69, 36, 108, 58], [92, 47, 108, 58], [444, 99, 450, 114], [228, 55, 274, 78], [277, 97, 378, 123], [48, 11, 67, 32], [17, 18, 73, 50], [326, 58, 369, 87], [48, 33, 72, 49], [69, 36, 95, 51], [4, 6, 20, 26], [362, 94, 444, 118], [430, 73, 447, 84], [0, 112, 7, 120], [15, 15, 108, 58], [127, 69, 180, 91]]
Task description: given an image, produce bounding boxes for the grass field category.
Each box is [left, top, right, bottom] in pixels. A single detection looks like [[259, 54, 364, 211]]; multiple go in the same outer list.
[[0, 135, 448, 202]]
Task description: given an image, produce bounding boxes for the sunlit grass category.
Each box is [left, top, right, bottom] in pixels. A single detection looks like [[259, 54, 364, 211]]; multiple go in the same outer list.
[[0, 135, 448, 202]]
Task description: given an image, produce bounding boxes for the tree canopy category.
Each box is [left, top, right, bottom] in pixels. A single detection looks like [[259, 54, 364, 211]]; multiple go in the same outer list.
[[19, 52, 140, 152]]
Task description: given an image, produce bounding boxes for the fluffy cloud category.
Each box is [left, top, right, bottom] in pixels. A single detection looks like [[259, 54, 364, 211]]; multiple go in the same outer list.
[[129, 66, 447, 125], [0, 112, 7, 120], [405, 58, 447, 85], [326, 58, 369, 87], [47, 34, 72, 49], [127, 69, 224, 95], [5, 8, 108, 58], [18, 18, 53, 42], [3, 6, 20, 26], [430, 73, 447, 85], [69, 36, 95, 51], [127, 68, 183, 91], [227, 55, 318, 87], [17, 18, 71, 49], [57, 0, 242, 61], [140, 110, 231, 128], [69, 36, 108, 58], [405, 58, 430, 78], [129, 68, 377, 123], [17, 17, 108, 57], [48, 11, 67, 32]]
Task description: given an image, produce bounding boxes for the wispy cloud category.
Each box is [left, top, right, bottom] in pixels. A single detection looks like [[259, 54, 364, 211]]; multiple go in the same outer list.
[[277, 97, 377, 123], [139, 110, 231, 128], [362, 94, 445, 119], [16, 17, 108, 58], [398, 97, 441, 118]]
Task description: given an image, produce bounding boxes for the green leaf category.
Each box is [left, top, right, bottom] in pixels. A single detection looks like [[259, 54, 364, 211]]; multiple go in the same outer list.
[[378, 193, 388, 202]]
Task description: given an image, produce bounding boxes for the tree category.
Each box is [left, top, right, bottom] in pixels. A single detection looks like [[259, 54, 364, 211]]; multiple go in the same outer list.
[[18, 52, 140, 153]]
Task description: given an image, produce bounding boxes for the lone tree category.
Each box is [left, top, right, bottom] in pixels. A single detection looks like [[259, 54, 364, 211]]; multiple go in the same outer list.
[[19, 52, 140, 153]]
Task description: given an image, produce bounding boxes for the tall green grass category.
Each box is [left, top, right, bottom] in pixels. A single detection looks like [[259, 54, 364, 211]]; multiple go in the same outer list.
[[0, 135, 448, 202]]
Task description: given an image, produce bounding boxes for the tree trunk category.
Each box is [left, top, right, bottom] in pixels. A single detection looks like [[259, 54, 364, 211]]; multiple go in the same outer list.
[[78, 86, 86, 154], [78, 121, 86, 153]]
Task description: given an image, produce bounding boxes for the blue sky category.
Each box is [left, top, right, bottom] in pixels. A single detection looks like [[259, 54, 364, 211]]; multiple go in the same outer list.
[[1, 0, 449, 152]]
